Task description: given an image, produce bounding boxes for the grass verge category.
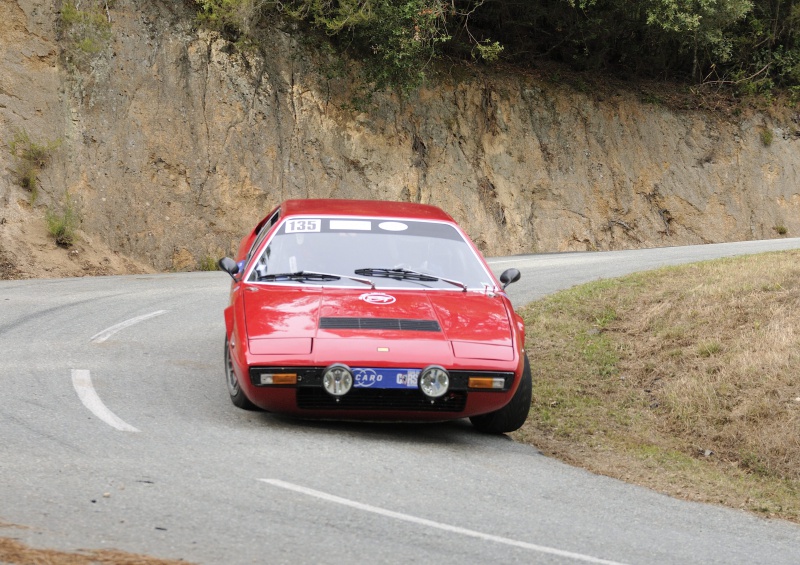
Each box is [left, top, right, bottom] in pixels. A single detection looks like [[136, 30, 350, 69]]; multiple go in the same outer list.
[[0, 535, 194, 564], [512, 250, 800, 522]]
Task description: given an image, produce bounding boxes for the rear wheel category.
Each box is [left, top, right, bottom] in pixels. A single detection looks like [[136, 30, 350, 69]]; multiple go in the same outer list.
[[470, 355, 532, 434], [225, 336, 258, 410]]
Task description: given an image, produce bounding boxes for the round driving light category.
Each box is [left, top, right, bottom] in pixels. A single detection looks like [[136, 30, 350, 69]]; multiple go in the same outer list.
[[419, 365, 450, 399], [322, 364, 353, 397]]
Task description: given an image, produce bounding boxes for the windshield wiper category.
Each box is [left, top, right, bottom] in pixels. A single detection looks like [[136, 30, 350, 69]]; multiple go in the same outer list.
[[355, 267, 437, 281], [259, 271, 374, 287], [354, 267, 467, 291]]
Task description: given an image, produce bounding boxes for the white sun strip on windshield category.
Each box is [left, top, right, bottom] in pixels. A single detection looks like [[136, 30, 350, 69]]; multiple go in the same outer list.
[[260, 479, 628, 565], [378, 221, 408, 231], [330, 220, 372, 230]]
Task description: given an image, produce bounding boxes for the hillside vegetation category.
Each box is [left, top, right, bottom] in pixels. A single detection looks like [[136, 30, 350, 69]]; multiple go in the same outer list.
[[195, 0, 800, 95]]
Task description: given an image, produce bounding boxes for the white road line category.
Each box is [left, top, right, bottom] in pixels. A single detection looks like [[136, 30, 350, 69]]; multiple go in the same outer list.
[[486, 258, 522, 265], [71, 369, 140, 432], [259, 479, 627, 565], [90, 310, 167, 343]]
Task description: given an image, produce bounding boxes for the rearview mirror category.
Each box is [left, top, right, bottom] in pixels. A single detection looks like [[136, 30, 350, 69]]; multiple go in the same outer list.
[[499, 268, 521, 289]]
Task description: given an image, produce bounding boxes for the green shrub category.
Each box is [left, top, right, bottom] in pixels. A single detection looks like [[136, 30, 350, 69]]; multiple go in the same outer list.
[[7, 129, 61, 204], [473, 40, 504, 63], [46, 196, 79, 248], [196, 0, 455, 92], [198, 255, 219, 271], [760, 127, 774, 146], [60, 0, 112, 68]]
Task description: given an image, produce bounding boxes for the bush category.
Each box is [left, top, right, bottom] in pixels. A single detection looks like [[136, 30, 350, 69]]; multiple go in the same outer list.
[[46, 196, 79, 248], [7, 129, 61, 204], [198, 255, 219, 271], [197, 0, 466, 92], [60, 0, 112, 68]]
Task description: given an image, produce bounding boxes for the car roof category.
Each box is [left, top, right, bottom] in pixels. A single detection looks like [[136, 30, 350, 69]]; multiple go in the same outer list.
[[279, 199, 456, 222]]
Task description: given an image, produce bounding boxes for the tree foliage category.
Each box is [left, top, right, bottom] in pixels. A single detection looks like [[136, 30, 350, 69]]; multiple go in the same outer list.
[[194, 0, 800, 94]]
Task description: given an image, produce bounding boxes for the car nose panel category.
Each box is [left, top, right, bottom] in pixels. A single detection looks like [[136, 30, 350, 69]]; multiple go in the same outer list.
[[312, 337, 453, 367]]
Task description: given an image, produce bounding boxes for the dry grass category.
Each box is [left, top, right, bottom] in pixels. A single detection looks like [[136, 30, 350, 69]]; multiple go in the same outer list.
[[0, 535, 194, 565], [513, 250, 800, 521]]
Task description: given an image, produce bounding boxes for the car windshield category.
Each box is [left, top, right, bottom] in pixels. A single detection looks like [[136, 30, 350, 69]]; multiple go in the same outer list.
[[247, 216, 495, 290]]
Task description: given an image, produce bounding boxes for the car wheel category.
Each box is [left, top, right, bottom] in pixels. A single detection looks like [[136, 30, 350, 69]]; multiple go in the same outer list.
[[469, 355, 532, 434], [225, 336, 258, 410]]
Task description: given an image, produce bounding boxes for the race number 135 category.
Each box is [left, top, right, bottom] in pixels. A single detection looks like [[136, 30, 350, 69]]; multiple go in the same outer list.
[[285, 219, 321, 233]]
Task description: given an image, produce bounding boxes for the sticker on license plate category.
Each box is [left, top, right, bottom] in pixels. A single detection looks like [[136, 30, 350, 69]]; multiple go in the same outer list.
[[352, 368, 420, 389]]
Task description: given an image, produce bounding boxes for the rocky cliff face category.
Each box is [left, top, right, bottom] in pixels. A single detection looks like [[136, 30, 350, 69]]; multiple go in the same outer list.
[[2, 0, 799, 278]]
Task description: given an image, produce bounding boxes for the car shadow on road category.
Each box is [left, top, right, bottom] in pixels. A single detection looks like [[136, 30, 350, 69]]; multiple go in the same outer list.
[[254, 412, 544, 456]]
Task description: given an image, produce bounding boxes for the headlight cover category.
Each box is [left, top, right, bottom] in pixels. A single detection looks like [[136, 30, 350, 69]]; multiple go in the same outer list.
[[419, 365, 450, 399], [322, 364, 353, 397]]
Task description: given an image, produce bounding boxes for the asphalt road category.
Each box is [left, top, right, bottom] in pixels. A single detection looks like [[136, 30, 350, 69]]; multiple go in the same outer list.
[[2, 238, 800, 564]]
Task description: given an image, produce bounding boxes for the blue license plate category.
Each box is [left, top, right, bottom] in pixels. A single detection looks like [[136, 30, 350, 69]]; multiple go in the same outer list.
[[352, 368, 421, 389]]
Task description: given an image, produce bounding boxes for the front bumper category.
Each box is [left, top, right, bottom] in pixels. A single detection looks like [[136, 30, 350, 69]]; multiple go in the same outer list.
[[245, 366, 516, 419]]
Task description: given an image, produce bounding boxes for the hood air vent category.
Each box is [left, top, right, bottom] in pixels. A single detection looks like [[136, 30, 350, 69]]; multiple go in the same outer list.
[[320, 317, 441, 332]]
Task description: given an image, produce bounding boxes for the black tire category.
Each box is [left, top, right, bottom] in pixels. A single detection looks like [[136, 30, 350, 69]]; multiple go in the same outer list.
[[225, 336, 258, 410], [470, 355, 532, 434]]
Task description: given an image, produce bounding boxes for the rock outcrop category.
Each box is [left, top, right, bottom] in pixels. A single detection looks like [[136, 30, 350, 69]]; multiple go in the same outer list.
[[2, 0, 799, 276]]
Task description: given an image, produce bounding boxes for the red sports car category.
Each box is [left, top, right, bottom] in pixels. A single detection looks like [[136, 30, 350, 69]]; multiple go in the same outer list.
[[218, 199, 530, 433]]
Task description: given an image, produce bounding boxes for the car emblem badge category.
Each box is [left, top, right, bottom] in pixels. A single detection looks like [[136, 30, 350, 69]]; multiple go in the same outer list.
[[359, 292, 396, 305]]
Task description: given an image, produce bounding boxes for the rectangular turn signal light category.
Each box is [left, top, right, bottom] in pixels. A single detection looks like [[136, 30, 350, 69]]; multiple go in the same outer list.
[[468, 377, 506, 390], [260, 373, 298, 385]]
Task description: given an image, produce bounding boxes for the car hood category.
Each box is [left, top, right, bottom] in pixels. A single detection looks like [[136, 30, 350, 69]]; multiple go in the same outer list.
[[242, 286, 513, 347]]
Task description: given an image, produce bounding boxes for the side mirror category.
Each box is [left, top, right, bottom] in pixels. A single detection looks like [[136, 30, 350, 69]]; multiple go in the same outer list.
[[499, 268, 521, 289], [218, 257, 240, 280]]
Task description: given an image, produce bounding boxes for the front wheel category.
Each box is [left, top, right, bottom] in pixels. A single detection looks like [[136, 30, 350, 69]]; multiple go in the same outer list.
[[470, 355, 532, 434], [225, 336, 258, 410]]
